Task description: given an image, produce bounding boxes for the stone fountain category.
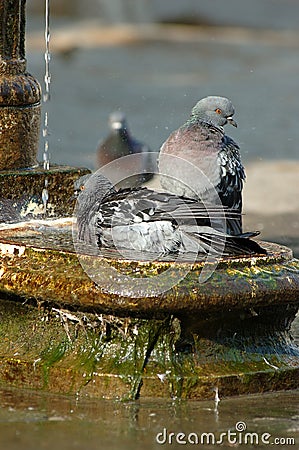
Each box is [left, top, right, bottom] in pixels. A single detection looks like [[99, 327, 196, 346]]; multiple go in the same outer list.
[[0, 0, 90, 215], [0, 0, 298, 401]]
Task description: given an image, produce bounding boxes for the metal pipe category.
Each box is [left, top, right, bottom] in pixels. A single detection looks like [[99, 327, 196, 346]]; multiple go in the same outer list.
[[0, 0, 41, 170]]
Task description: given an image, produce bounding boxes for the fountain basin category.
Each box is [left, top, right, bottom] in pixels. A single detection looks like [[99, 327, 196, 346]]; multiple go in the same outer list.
[[0, 222, 298, 316], [0, 165, 90, 217], [0, 221, 298, 400]]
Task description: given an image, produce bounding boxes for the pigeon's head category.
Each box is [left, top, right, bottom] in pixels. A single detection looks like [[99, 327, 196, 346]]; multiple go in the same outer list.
[[73, 174, 92, 197], [190, 96, 237, 128], [109, 111, 128, 131], [75, 172, 116, 214]]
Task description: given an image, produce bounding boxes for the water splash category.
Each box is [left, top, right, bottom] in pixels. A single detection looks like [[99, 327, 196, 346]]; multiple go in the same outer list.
[[42, 0, 51, 213], [213, 386, 220, 416]]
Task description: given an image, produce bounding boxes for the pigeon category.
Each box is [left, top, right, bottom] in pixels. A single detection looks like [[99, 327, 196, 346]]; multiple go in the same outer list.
[[74, 172, 266, 258], [158, 96, 245, 235], [96, 111, 156, 188]]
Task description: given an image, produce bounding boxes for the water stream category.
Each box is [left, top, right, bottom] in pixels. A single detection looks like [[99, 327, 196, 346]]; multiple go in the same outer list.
[[42, 0, 51, 213]]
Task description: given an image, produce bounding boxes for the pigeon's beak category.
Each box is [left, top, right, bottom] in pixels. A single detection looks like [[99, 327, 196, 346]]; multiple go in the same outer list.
[[227, 117, 238, 127], [70, 192, 79, 202]]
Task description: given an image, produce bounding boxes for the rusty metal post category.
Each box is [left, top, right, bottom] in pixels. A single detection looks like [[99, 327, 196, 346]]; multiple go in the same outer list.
[[0, 0, 41, 170]]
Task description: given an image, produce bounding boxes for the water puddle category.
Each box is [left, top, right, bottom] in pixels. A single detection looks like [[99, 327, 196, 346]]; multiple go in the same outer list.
[[0, 387, 298, 450], [0, 218, 75, 252]]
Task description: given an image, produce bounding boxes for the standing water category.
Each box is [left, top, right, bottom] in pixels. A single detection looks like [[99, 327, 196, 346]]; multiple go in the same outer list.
[[42, 0, 51, 213], [0, 383, 298, 449]]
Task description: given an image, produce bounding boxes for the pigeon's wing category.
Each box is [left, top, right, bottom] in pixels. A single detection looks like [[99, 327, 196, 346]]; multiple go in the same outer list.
[[130, 138, 156, 182], [96, 187, 241, 231], [95, 188, 155, 228], [217, 135, 245, 211]]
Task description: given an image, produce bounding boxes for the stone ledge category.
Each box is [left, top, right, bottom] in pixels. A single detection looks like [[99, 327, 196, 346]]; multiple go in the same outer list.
[[0, 165, 90, 217], [0, 228, 298, 316]]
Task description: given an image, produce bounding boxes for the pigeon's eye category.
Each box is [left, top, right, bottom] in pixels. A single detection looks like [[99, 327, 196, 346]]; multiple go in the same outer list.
[[215, 108, 222, 115]]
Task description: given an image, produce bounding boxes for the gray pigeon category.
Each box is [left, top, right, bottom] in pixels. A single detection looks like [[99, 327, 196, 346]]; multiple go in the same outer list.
[[158, 96, 245, 235], [96, 111, 156, 188], [74, 172, 265, 257]]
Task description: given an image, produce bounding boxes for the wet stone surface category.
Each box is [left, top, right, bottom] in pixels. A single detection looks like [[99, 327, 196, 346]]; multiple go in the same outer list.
[[0, 1, 42, 170], [0, 223, 298, 316], [0, 166, 90, 218], [0, 297, 298, 401], [0, 221, 298, 399]]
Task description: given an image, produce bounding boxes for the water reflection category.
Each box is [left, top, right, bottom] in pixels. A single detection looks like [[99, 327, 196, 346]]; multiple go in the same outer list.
[[0, 387, 298, 450]]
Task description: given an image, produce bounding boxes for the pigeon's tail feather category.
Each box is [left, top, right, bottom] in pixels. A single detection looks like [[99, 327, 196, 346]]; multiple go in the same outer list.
[[238, 230, 260, 238], [231, 230, 266, 255], [226, 216, 243, 236], [230, 236, 266, 255], [184, 229, 266, 256]]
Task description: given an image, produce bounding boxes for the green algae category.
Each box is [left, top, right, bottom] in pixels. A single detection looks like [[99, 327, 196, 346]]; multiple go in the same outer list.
[[41, 339, 70, 387], [0, 297, 298, 400]]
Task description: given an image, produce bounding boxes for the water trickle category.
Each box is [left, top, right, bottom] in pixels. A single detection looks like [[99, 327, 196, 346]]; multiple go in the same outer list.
[[43, 0, 51, 105], [213, 386, 220, 415], [42, 0, 51, 213], [42, 178, 49, 213]]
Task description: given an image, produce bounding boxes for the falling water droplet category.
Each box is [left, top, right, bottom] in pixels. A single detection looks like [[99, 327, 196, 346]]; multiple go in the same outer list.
[[42, 0, 51, 214], [42, 186, 49, 213]]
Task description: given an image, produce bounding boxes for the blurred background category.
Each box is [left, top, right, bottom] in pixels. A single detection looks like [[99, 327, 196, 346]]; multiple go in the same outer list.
[[25, 0, 299, 254], [28, 0, 299, 28]]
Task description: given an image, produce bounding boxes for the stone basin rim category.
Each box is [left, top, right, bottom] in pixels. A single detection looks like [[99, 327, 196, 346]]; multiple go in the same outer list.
[[0, 234, 298, 317], [0, 230, 293, 269], [75, 240, 292, 268]]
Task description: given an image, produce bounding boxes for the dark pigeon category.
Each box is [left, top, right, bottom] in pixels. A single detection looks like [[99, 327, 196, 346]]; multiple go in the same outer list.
[[158, 96, 245, 235], [96, 111, 156, 188], [74, 172, 266, 257]]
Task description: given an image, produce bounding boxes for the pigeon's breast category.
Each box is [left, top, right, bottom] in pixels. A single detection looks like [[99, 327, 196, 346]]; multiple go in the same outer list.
[[159, 124, 223, 200]]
